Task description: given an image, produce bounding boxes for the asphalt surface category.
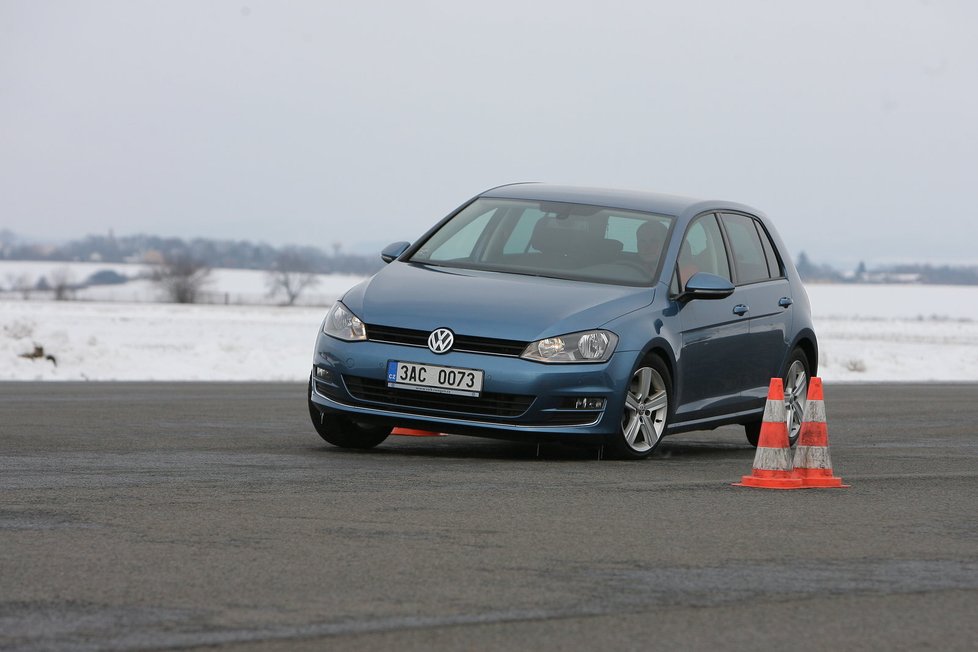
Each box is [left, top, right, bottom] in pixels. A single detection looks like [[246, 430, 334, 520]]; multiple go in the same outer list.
[[1, 382, 977, 651]]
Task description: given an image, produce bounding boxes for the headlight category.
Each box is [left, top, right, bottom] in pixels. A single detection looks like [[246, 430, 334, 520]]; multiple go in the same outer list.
[[323, 301, 367, 341], [521, 330, 618, 363]]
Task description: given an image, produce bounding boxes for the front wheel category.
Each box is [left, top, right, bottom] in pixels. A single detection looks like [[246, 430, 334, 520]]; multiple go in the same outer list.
[[606, 356, 672, 460], [745, 348, 810, 447], [308, 382, 390, 449]]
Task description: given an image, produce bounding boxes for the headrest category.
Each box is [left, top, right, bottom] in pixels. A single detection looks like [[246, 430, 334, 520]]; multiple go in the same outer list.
[[530, 217, 594, 255], [637, 220, 668, 243]]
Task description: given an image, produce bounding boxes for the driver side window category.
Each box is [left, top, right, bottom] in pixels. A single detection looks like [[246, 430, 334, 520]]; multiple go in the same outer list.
[[676, 214, 731, 290]]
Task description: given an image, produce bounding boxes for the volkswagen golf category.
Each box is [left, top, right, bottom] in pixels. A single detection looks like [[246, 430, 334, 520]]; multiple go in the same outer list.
[[308, 183, 817, 459]]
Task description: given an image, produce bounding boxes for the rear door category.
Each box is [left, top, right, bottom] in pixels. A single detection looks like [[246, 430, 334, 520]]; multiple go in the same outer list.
[[719, 212, 793, 406]]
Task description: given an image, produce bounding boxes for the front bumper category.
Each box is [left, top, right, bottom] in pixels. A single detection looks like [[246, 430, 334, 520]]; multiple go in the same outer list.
[[309, 331, 636, 440]]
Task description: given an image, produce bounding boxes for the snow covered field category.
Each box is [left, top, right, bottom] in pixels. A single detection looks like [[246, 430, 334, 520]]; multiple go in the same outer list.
[[1, 261, 976, 382]]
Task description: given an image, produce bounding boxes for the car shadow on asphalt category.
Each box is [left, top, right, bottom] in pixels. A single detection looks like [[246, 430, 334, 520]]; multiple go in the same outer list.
[[309, 428, 752, 462]]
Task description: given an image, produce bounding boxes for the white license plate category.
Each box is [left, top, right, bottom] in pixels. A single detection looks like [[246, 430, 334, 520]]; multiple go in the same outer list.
[[387, 361, 484, 397]]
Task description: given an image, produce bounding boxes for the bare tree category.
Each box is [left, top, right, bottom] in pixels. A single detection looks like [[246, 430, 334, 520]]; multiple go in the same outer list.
[[152, 255, 212, 303], [50, 267, 76, 301], [266, 249, 320, 306]]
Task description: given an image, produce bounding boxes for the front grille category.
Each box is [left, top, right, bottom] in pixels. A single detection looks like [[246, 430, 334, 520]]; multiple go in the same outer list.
[[343, 375, 534, 418], [366, 324, 527, 357]]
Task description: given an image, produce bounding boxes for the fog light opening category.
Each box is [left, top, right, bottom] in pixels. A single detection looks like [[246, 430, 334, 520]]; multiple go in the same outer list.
[[315, 366, 336, 384], [574, 397, 606, 410]]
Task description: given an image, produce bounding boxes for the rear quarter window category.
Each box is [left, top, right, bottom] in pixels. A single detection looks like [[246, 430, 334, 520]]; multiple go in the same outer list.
[[756, 222, 783, 278]]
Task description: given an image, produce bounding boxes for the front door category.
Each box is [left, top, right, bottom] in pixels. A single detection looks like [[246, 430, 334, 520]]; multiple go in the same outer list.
[[673, 213, 754, 421]]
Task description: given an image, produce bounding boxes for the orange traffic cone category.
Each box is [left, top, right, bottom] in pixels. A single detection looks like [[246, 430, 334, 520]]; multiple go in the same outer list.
[[792, 378, 848, 488], [391, 427, 444, 437], [734, 378, 803, 489]]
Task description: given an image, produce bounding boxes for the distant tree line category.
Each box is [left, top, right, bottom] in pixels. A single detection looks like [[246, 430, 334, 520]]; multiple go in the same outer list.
[[0, 231, 392, 304], [3, 230, 977, 289], [794, 252, 845, 283], [880, 264, 978, 285], [795, 251, 978, 285], [0, 232, 385, 276]]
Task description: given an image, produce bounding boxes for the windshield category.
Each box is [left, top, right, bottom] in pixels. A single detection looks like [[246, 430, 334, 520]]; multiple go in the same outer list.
[[409, 198, 674, 286]]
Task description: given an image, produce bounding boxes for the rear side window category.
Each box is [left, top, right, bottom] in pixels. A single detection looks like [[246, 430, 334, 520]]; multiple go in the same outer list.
[[721, 213, 772, 284]]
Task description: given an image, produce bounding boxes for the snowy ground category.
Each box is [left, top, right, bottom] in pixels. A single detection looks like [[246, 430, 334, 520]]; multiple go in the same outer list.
[[804, 284, 978, 382], [1, 261, 976, 382]]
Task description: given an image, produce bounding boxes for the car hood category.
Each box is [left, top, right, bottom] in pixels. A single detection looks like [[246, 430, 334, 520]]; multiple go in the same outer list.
[[342, 262, 654, 341]]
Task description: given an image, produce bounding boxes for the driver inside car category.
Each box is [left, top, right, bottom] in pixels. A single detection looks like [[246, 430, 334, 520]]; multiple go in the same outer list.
[[636, 219, 668, 273]]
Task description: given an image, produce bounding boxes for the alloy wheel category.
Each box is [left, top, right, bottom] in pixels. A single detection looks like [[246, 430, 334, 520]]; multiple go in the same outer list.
[[784, 359, 808, 441], [620, 366, 668, 453]]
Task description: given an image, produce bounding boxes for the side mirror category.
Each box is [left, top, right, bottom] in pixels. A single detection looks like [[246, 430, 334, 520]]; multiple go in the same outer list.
[[677, 272, 735, 303], [381, 241, 411, 264]]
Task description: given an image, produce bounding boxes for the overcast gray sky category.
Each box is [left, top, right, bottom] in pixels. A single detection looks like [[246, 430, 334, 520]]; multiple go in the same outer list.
[[1, 0, 976, 266]]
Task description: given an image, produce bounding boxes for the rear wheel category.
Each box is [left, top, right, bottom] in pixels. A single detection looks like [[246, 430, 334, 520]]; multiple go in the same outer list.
[[606, 356, 671, 460], [308, 382, 390, 449], [745, 348, 810, 447]]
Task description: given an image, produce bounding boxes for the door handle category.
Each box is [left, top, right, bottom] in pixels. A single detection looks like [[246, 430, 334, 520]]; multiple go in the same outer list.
[[733, 304, 749, 316], [779, 297, 793, 308]]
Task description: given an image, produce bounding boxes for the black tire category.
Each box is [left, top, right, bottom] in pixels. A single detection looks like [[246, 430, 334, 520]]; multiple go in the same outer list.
[[744, 420, 762, 448], [605, 355, 672, 460], [744, 347, 811, 447], [308, 382, 390, 449]]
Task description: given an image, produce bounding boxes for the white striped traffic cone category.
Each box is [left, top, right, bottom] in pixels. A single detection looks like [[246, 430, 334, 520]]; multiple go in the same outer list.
[[734, 378, 803, 489], [792, 377, 848, 488]]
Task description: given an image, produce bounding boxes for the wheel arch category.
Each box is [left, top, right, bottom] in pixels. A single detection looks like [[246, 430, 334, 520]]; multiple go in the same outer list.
[[638, 339, 676, 385], [788, 329, 819, 377]]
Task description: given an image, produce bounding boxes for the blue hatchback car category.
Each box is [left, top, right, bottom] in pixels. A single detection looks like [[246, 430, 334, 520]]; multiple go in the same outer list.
[[309, 184, 817, 459]]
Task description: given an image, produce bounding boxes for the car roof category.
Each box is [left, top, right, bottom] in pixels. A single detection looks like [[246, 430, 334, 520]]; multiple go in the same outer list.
[[480, 182, 762, 220]]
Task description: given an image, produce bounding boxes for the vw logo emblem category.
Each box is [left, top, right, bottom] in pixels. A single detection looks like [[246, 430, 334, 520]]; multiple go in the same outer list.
[[428, 328, 455, 354]]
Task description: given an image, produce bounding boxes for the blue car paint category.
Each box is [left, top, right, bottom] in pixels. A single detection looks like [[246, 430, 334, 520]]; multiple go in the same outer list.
[[313, 333, 639, 437], [342, 263, 656, 343], [312, 269, 656, 438], [310, 183, 817, 443]]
